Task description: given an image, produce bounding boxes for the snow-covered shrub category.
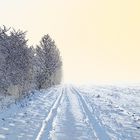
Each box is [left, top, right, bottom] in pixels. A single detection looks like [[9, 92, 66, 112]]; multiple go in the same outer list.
[[34, 34, 62, 89]]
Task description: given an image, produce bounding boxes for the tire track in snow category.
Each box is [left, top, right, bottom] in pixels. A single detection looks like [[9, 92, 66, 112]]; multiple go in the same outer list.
[[48, 86, 96, 140], [35, 87, 64, 140], [71, 86, 111, 140]]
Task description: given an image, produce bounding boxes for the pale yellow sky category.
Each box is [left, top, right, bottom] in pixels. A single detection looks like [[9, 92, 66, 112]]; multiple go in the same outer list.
[[0, 0, 140, 84]]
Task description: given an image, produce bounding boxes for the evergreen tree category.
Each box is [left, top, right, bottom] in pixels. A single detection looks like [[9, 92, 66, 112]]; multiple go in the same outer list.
[[35, 34, 62, 89]]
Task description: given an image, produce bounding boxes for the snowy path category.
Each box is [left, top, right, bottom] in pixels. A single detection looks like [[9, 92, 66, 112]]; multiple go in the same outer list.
[[0, 85, 140, 140], [46, 86, 96, 140]]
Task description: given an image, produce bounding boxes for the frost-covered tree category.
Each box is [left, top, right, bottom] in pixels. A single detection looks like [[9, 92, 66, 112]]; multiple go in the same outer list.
[[35, 34, 62, 89], [0, 26, 32, 96], [0, 26, 62, 96]]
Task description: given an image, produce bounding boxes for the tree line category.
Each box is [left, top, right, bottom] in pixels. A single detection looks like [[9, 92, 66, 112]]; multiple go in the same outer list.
[[0, 26, 62, 97]]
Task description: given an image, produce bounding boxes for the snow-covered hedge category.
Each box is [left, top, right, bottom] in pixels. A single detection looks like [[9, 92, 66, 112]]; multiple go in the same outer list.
[[0, 26, 62, 97]]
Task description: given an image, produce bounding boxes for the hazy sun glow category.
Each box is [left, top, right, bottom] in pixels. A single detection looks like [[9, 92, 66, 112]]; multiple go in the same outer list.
[[0, 0, 140, 84]]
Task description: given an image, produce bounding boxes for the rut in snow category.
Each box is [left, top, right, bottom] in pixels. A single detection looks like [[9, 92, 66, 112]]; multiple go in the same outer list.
[[36, 88, 64, 140], [71, 86, 111, 140]]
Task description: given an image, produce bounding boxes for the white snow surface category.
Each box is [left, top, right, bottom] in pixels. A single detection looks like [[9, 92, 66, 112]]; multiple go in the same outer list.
[[0, 85, 140, 140]]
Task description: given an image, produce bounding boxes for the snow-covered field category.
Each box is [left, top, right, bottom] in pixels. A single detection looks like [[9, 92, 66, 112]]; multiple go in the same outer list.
[[0, 85, 140, 140]]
